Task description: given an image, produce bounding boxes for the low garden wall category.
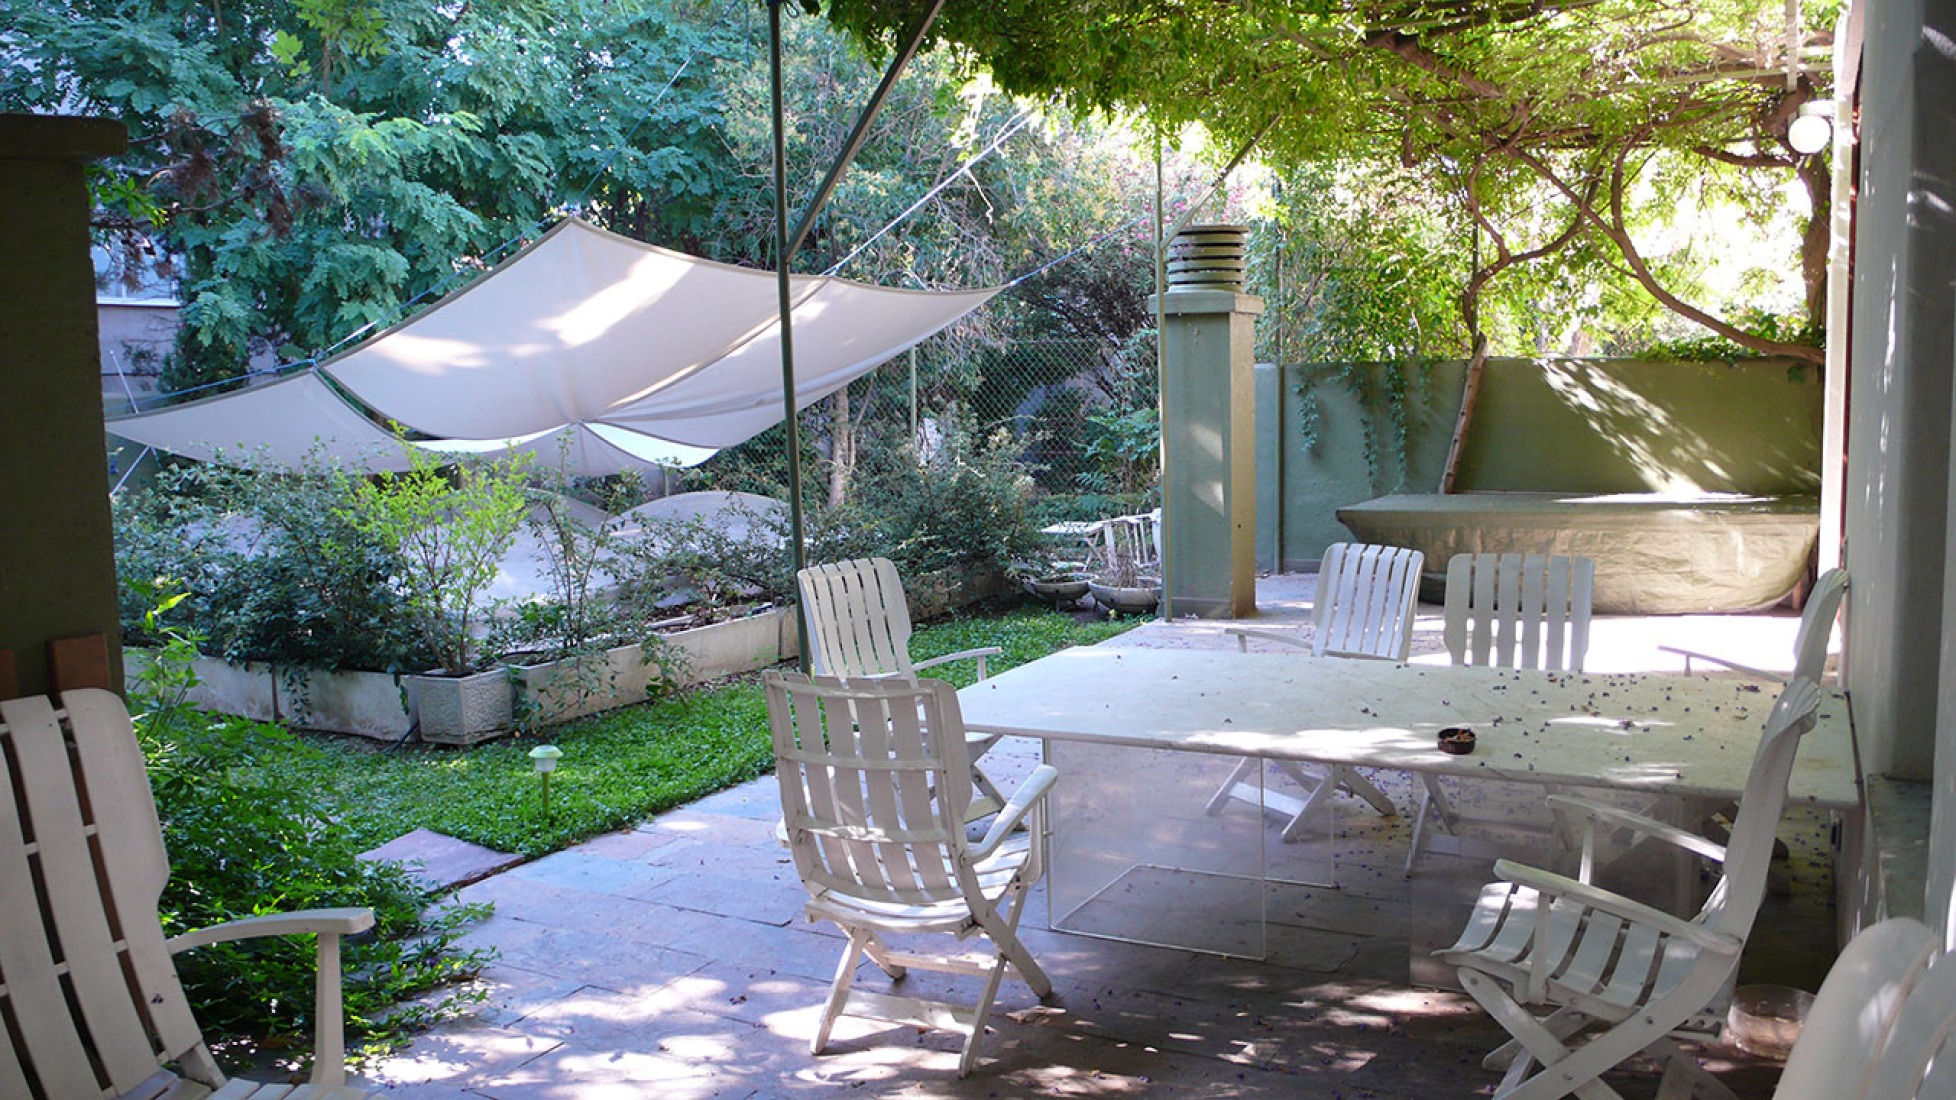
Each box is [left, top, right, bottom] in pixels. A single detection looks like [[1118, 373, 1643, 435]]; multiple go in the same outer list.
[[1253, 356, 1823, 572]]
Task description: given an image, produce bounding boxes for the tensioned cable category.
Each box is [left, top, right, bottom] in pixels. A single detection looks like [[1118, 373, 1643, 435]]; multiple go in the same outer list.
[[821, 107, 1036, 277], [1003, 214, 1150, 289]]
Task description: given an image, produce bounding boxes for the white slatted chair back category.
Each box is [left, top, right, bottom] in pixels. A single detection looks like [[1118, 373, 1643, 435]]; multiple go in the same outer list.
[[1866, 948, 1956, 1100], [1442, 553, 1594, 672], [1774, 917, 1938, 1100], [1792, 568, 1850, 684], [765, 671, 1056, 1076], [1315, 542, 1425, 661], [1093, 513, 1160, 573], [0, 690, 218, 1098], [798, 557, 918, 679], [1706, 677, 1824, 939], [769, 673, 972, 906], [2, 691, 374, 1100]]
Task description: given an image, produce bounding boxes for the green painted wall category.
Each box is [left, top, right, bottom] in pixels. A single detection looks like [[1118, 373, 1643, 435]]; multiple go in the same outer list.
[[1255, 357, 1824, 571]]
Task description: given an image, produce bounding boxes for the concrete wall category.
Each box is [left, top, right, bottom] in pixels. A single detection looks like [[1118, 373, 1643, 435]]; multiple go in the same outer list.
[[1855, 0, 1956, 936], [1254, 357, 1823, 570], [0, 115, 128, 697], [98, 298, 176, 416], [1850, 0, 1953, 801]]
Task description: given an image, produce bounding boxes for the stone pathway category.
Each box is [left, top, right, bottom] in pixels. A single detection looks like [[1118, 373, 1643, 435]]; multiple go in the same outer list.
[[357, 574, 1824, 1098]]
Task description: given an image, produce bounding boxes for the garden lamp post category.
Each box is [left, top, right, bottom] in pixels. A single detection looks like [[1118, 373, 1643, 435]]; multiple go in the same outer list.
[[529, 744, 563, 821]]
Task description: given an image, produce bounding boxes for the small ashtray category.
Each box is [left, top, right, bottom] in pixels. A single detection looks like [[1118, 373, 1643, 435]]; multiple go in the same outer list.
[[1437, 727, 1477, 755]]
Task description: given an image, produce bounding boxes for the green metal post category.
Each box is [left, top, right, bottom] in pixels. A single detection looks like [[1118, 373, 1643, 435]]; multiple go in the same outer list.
[[766, 0, 811, 670]]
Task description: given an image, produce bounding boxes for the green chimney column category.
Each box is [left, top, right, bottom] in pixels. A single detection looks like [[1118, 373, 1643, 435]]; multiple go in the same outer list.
[[1155, 286, 1263, 618]]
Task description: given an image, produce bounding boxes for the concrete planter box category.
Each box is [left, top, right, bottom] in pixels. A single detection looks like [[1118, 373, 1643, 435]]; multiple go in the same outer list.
[[511, 642, 662, 727], [281, 667, 412, 739], [907, 563, 1008, 620], [125, 574, 994, 741], [410, 669, 514, 745], [123, 650, 413, 739], [125, 650, 279, 723], [669, 607, 797, 686]]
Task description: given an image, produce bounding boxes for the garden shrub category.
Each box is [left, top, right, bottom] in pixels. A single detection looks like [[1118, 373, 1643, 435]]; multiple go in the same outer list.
[[114, 458, 434, 673], [868, 415, 1045, 576], [130, 599, 490, 1064]]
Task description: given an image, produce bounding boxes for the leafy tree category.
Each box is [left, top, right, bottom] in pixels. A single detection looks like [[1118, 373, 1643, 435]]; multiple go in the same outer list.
[[816, 0, 1837, 364], [1, 0, 750, 393]]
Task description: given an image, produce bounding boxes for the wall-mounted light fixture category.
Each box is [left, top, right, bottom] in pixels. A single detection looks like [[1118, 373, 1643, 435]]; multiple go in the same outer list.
[[1788, 100, 1835, 155]]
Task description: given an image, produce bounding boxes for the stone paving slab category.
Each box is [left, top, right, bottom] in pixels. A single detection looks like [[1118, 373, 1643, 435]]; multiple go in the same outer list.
[[359, 827, 522, 892]]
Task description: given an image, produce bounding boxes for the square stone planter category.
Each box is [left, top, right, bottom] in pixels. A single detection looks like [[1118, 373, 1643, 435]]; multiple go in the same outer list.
[[410, 669, 514, 745], [511, 643, 661, 727]]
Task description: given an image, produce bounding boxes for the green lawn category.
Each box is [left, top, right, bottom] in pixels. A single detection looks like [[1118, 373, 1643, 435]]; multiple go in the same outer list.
[[289, 605, 1139, 857]]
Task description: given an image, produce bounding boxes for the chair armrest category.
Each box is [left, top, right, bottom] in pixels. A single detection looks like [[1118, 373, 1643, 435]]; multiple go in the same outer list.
[[1655, 645, 1783, 682], [1223, 627, 1311, 653], [915, 645, 1004, 681], [1545, 794, 1728, 864], [1493, 860, 1739, 954], [167, 907, 374, 1088], [972, 764, 1058, 860], [166, 907, 375, 951]]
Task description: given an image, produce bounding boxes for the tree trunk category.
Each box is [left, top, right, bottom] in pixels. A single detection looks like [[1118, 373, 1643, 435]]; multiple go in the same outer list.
[[1798, 155, 1832, 332], [826, 387, 855, 508]]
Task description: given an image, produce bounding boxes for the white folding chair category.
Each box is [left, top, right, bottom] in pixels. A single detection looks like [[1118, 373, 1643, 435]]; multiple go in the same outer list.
[[1660, 568, 1848, 684], [766, 671, 1056, 1077], [1407, 552, 1595, 874], [1435, 678, 1822, 1100], [1210, 542, 1423, 839], [1662, 568, 1848, 851], [1772, 917, 1937, 1100], [0, 690, 378, 1099], [1864, 947, 1956, 1100], [798, 556, 1007, 815]]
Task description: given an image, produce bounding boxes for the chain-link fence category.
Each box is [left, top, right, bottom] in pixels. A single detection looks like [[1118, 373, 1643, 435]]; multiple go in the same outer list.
[[841, 331, 1158, 521]]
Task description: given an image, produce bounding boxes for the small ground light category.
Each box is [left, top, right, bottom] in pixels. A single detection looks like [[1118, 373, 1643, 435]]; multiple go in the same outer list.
[[530, 744, 563, 820]]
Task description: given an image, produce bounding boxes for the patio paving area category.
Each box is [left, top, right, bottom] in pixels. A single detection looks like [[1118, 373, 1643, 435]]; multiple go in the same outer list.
[[359, 573, 1834, 1098]]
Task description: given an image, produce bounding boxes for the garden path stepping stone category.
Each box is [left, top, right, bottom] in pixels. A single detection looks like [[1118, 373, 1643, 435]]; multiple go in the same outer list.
[[359, 828, 520, 892]]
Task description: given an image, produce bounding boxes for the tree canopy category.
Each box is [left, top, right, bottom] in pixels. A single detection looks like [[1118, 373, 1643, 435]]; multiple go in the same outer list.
[[818, 0, 1838, 363]]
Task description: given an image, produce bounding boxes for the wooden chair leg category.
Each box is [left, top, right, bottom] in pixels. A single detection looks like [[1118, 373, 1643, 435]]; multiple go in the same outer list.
[[958, 881, 1050, 1076], [1279, 765, 1340, 842], [860, 930, 907, 980], [1459, 969, 1626, 1100], [1405, 775, 1460, 876], [1338, 766, 1399, 818], [1205, 757, 1262, 816], [816, 931, 871, 1054]]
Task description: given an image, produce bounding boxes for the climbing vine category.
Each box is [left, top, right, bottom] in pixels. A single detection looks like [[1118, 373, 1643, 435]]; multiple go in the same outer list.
[[1246, 161, 1463, 490]]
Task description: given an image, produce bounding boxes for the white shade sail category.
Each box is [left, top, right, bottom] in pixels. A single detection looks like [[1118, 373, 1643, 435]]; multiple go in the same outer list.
[[108, 372, 416, 473], [107, 218, 1000, 476]]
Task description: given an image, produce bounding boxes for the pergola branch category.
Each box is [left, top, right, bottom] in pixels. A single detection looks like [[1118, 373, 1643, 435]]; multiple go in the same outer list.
[[1509, 140, 1824, 363]]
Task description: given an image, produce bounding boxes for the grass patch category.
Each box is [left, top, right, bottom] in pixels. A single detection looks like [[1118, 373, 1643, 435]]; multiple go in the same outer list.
[[290, 605, 1140, 857]]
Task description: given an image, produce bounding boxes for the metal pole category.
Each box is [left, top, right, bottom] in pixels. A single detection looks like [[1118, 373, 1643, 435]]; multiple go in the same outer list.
[[785, 0, 946, 260], [909, 346, 918, 456], [767, 0, 812, 670], [1273, 176, 1286, 574], [1154, 130, 1172, 619]]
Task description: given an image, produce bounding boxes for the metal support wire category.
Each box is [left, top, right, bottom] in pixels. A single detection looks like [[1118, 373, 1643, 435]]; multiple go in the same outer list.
[[785, 0, 948, 261], [822, 108, 1034, 277]]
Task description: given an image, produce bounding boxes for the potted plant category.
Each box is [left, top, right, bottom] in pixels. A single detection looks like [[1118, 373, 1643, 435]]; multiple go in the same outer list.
[[1013, 554, 1093, 610], [1087, 547, 1161, 617], [495, 469, 686, 729], [348, 450, 530, 744]]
